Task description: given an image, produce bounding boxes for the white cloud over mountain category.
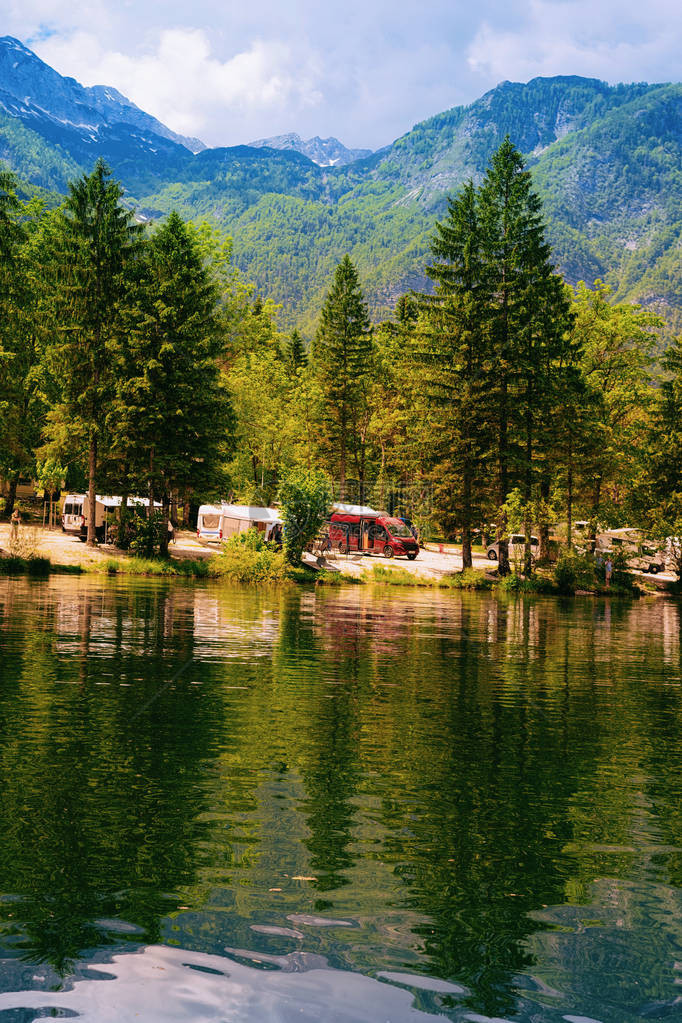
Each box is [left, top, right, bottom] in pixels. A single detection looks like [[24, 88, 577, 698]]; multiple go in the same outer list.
[[3, 0, 681, 148]]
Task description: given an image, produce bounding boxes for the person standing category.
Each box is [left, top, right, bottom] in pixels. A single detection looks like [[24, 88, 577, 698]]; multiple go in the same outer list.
[[10, 507, 21, 543], [605, 557, 613, 589]]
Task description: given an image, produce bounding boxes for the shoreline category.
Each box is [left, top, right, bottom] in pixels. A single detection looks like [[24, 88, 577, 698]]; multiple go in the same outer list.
[[1, 523, 679, 597]]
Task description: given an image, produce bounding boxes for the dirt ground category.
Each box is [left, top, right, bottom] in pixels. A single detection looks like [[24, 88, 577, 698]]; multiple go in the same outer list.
[[0, 523, 214, 569], [0, 522, 478, 578], [305, 542, 494, 580]]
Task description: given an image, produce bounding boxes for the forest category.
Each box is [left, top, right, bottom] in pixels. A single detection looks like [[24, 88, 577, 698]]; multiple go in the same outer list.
[[0, 140, 681, 574]]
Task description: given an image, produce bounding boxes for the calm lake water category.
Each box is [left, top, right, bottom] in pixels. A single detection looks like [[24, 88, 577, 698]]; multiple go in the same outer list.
[[0, 577, 681, 1022]]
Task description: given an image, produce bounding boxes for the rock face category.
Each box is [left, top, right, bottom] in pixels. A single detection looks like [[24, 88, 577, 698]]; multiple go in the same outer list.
[[248, 132, 372, 167], [0, 35, 205, 158]]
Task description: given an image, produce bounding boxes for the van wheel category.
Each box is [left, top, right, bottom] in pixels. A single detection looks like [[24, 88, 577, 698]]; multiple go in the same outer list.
[[383, 545, 394, 559], [407, 552, 418, 561], [338, 543, 349, 555], [648, 564, 659, 574], [487, 550, 498, 561]]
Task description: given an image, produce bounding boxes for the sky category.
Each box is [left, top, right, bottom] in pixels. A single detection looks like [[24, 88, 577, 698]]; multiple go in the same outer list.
[[4, 0, 682, 150]]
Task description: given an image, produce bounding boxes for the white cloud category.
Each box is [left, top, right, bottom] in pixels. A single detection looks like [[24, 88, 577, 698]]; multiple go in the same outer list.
[[33, 27, 324, 141], [467, 0, 682, 85], [5, 0, 682, 148]]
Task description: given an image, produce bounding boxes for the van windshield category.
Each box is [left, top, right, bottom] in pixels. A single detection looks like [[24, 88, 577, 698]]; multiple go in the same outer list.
[[385, 519, 413, 539]]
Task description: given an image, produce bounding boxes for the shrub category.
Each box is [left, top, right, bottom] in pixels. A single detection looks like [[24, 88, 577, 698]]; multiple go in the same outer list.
[[213, 530, 290, 583], [279, 468, 333, 566], [553, 550, 597, 593]]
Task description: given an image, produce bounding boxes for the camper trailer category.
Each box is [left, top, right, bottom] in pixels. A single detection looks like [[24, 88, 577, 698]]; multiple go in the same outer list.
[[196, 505, 224, 545], [220, 505, 283, 541], [196, 504, 284, 545]]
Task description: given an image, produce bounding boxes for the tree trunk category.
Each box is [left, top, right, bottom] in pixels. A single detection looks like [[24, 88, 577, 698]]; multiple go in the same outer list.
[[119, 488, 129, 549], [524, 398, 533, 576], [497, 374, 510, 576], [5, 479, 17, 518], [160, 492, 170, 558], [567, 436, 573, 550], [462, 446, 473, 571], [539, 476, 550, 561], [87, 430, 97, 546]]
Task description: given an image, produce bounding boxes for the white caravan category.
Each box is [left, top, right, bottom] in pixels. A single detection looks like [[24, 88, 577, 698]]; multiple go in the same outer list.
[[196, 503, 284, 545], [196, 505, 224, 545]]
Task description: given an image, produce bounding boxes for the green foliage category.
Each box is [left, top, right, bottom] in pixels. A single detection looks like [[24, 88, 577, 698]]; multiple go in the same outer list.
[[213, 539, 289, 583], [313, 255, 373, 493], [279, 467, 333, 566], [554, 550, 598, 593], [126, 511, 166, 558], [0, 554, 51, 576]]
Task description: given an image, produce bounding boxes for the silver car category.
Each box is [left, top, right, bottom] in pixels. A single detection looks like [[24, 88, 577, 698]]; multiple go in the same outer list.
[[487, 534, 539, 561]]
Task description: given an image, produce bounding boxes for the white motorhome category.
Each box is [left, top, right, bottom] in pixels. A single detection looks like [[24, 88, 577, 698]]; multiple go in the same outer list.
[[596, 528, 665, 574], [61, 494, 157, 541]]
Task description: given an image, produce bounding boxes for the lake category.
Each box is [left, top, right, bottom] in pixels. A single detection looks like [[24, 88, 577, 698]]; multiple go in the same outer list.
[[0, 576, 681, 1022]]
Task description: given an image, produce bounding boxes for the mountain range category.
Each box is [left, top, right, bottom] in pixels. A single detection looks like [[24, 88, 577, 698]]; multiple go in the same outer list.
[[247, 132, 372, 167], [1, 34, 682, 335]]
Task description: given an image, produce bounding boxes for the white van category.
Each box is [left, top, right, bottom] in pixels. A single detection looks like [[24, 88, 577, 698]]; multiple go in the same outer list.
[[487, 534, 539, 562]]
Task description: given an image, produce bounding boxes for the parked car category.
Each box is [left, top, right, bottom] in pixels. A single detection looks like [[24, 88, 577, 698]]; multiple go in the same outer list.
[[487, 534, 539, 562]]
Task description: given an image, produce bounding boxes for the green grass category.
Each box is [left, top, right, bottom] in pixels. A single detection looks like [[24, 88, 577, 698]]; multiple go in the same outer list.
[[0, 555, 52, 576], [368, 565, 493, 589], [94, 555, 213, 578]]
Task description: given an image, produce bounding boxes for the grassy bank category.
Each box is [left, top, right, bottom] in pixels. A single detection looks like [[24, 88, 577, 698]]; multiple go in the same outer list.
[[1, 543, 660, 598], [0, 555, 81, 576]]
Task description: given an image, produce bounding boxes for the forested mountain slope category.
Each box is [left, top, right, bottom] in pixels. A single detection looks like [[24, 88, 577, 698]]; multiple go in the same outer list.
[[1, 37, 681, 333]]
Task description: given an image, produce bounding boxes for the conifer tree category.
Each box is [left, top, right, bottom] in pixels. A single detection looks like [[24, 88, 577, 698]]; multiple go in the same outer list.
[[0, 168, 25, 513], [313, 255, 372, 498], [423, 182, 492, 569], [48, 160, 142, 545], [110, 211, 233, 555], [478, 138, 573, 574], [286, 329, 307, 373]]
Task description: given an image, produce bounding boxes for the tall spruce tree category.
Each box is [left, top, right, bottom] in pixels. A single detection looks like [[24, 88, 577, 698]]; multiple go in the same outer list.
[[286, 329, 307, 374], [110, 211, 233, 555], [423, 182, 492, 569], [478, 138, 572, 574], [49, 160, 142, 545], [314, 255, 372, 498], [0, 168, 26, 512]]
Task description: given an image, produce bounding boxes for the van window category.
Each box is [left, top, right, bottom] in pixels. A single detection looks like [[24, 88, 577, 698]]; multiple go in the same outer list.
[[511, 535, 525, 544], [201, 514, 220, 529], [64, 503, 73, 515]]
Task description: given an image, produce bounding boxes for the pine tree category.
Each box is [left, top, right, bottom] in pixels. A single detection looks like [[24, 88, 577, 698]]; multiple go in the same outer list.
[[48, 160, 142, 545], [109, 211, 233, 554], [286, 329, 307, 373], [0, 168, 26, 513], [313, 255, 372, 498], [423, 182, 493, 569], [478, 138, 573, 574]]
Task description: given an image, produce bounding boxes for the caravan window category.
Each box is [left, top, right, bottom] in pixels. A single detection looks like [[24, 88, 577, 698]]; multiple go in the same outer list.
[[202, 514, 220, 529]]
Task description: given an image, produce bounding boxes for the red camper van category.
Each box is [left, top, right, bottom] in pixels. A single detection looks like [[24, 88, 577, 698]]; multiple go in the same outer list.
[[329, 504, 419, 560]]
